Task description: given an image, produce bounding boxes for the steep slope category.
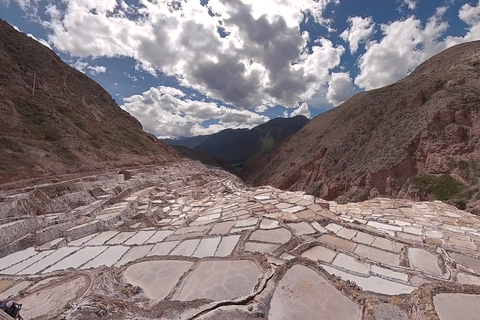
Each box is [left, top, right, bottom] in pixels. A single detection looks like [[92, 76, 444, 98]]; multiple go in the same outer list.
[[0, 19, 178, 185], [228, 115, 310, 165], [244, 41, 480, 212], [194, 128, 249, 162]]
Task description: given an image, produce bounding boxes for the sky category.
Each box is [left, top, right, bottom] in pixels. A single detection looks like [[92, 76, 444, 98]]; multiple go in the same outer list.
[[1, 0, 480, 138]]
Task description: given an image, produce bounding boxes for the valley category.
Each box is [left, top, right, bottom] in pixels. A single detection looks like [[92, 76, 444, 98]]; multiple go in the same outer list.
[[1, 16, 480, 320]]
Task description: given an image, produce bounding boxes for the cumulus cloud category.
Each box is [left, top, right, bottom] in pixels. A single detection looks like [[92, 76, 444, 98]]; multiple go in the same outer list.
[[26, 33, 52, 49], [355, 4, 480, 91], [88, 65, 107, 75], [11, 0, 480, 138], [34, 0, 342, 111], [355, 8, 450, 90], [459, 1, 480, 25], [71, 60, 107, 75], [327, 72, 355, 106], [121, 86, 269, 138], [452, 1, 480, 42], [71, 60, 89, 73], [340, 16, 375, 53], [290, 103, 311, 118], [255, 105, 269, 113]]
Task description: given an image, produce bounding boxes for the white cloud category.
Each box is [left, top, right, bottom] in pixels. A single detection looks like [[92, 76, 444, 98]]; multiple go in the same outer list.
[[6, 0, 39, 11], [355, 8, 450, 90], [327, 72, 355, 106], [87, 65, 107, 75], [355, 4, 480, 91], [210, 0, 338, 28], [255, 105, 269, 113], [121, 86, 269, 138], [451, 1, 480, 43], [294, 38, 345, 104], [290, 103, 311, 118], [71, 60, 89, 73], [36, 0, 342, 111], [71, 60, 107, 75], [403, 0, 418, 10], [459, 1, 480, 25], [340, 16, 375, 53]]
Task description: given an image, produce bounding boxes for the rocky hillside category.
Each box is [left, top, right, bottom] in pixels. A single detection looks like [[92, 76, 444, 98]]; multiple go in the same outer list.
[[244, 41, 480, 213], [165, 116, 309, 168], [0, 19, 178, 186]]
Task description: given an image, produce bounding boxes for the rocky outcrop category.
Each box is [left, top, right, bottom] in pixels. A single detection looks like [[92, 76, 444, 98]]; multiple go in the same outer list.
[[0, 19, 179, 185], [243, 41, 480, 213]]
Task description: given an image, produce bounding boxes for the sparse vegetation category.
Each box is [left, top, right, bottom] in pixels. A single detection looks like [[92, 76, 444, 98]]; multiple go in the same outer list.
[[457, 159, 480, 184], [53, 145, 77, 164], [43, 130, 60, 141], [0, 136, 24, 153], [0, 20, 179, 185], [470, 61, 480, 68], [412, 174, 466, 201]]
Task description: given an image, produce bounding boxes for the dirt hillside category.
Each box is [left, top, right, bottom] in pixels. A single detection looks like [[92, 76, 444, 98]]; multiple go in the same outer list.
[[244, 41, 480, 213], [0, 19, 179, 186]]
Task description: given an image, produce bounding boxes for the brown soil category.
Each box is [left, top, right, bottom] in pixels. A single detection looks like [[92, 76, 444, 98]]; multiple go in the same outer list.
[[243, 41, 480, 213], [0, 19, 179, 186]]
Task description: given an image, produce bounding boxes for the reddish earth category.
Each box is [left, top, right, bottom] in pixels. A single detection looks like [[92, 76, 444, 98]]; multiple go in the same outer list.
[[243, 41, 480, 213], [0, 19, 179, 186]]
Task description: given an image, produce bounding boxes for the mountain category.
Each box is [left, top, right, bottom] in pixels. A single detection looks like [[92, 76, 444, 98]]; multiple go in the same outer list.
[[191, 128, 250, 162], [163, 116, 309, 168], [163, 135, 210, 149], [229, 116, 310, 165], [0, 19, 178, 186], [243, 41, 480, 213]]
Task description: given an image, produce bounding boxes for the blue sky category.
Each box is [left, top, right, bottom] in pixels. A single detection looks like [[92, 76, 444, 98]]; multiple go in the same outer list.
[[1, 0, 480, 138]]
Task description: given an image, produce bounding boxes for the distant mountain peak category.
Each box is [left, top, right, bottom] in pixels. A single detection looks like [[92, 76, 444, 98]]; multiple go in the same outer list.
[[163, 116, 309, 170]]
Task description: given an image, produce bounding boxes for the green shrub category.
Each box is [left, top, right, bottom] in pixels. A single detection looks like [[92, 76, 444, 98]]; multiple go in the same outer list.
[[412, 174, 466, 201], [457, 159, 480, 184], [458, 160, 469, 171]]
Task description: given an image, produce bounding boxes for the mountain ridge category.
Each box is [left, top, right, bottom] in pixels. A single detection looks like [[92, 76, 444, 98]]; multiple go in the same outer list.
[[243, 41, 480, 213], [163, 115, 309, 168], [0, 19, 179, 185]]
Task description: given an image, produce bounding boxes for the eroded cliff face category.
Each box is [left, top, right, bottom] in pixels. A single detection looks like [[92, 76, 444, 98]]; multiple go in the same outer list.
[[243, 41, 480, 213]]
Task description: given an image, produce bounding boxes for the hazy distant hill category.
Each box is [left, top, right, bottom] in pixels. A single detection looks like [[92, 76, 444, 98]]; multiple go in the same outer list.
[[243, 41, 480, 213], [0, 19, 178, 185], [163, 116, 309, 168], [194, 128, 250, 163], [163, 135, 210, 149], [170, 145, 234, 172]]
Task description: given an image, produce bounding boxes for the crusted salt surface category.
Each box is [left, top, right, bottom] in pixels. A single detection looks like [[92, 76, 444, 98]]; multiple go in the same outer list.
[[175, 260, 263, 301], [124, 260, 193, 300], [433, 293, 480, 320], [269, 265, 361, 320], [322, 265, 415, 295], [1, 161, 480, 319]]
